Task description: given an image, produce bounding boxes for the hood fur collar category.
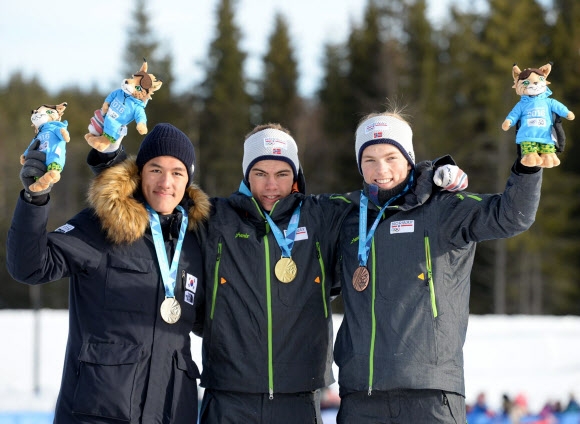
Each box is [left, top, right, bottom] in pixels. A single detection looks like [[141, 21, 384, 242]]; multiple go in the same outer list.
[[87, 157, 210, 245]]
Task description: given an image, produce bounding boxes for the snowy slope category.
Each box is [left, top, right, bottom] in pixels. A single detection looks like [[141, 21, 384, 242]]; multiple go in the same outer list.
[[0, 311, 579, 414]]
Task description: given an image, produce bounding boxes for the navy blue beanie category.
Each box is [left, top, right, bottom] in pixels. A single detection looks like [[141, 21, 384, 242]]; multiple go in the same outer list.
[[136, 123, 196, 185]]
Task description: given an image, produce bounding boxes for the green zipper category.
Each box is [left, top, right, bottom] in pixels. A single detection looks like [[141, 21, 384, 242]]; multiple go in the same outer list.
[[424, 235, 438, 318], [264, 235, 273, 398], [368, 238, 377, 396], [251, 197, 276, 398], [210, 242, 222, 319], [315, 241, 328, 318]]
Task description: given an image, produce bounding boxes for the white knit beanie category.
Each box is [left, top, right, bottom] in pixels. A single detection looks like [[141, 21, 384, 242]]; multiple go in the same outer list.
[[355, 115, 415, 174], [242, 128, 300, 181]]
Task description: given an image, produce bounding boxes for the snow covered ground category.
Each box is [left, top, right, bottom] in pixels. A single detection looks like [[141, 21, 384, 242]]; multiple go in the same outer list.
[[0, 311, 579, 419]]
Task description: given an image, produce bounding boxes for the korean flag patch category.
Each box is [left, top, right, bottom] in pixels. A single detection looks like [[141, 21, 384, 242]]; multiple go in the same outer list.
[[186, 273, 197, 293]]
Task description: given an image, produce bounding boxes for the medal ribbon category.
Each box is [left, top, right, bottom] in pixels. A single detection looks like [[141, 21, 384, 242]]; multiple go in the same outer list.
[[146, 204, 188, 298], [239, 181, 302, 258], [357, 173, 414, 267]]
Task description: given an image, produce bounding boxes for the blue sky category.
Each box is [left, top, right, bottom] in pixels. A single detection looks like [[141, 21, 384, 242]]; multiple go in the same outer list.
[[0, 0, 456, 97]]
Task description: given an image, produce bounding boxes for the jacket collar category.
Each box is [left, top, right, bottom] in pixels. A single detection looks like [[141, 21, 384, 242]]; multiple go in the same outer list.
[[87, 157, 210, 245], [345, 159, 441, 213], [229, 187, 304, 224]]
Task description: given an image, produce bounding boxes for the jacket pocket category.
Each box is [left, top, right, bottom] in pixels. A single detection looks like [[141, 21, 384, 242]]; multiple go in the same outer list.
[[72, 342, 142, 421], [105, 255, 156, 312], [175, 350, 201, 379]]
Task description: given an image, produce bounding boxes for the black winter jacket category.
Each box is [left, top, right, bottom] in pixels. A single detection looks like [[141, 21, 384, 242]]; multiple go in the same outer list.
[[7, 159, 210, 423], [197, 188, 351, 396], [335, 160, 542, 397]]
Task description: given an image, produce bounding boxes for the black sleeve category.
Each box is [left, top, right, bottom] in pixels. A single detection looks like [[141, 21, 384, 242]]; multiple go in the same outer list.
[[87, 147, 128, 176]]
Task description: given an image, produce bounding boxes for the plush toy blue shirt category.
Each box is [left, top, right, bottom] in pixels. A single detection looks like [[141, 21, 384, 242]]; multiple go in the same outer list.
[[103, 89, 148, 140], [23, 120, 69, 170], [505, 88, 571, 145]]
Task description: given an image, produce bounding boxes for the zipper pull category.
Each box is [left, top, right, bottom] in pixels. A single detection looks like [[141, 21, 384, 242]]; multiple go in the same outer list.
[[368, 387, 372, 396], [269, 389, 274, 400]]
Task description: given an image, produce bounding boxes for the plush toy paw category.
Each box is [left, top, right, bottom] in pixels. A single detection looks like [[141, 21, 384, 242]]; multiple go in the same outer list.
[[85, 133, 114, 153], [539, 153, 560, 168], [60, 128, 71, 143], [28, 170, 61, 192], [136, 122, 148, 135], [521, 152, 543, 167]]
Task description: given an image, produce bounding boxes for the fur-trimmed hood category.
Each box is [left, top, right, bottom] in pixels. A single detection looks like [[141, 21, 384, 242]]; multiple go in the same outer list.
[[87, 157, 210, 245]]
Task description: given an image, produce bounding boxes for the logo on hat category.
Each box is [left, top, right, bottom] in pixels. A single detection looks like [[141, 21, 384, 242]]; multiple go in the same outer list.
[[272, 147, 282, 155], [373, 131, 383, 139], [264, 138, 288, 149], [365, 121, 389, 134]]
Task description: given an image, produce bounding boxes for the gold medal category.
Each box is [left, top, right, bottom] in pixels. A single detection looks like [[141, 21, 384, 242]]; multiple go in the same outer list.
[[160, 297, 181, 324], [275, 257, 297, 283], [352, 266, 370, 292]]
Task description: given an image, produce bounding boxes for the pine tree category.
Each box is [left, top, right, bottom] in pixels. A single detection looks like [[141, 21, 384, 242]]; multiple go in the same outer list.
[[337, 0, 394, 188], [399, 0, 443, 162], [123, 0, 174, 93], [346, 0, 391, 114], [259, 13, 300, 131], [545, 0, 580, 314], [550, 0, 580, 173], [437, 8, 488, 169], [198, 0, 251, 196], [316, 43, 355, 192], [121, 0, 177, 154]]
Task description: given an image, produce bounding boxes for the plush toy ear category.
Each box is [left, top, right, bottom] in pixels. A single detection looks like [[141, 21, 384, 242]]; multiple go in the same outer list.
[[150, 77, 163, 92], [139, 58, 148, 74], [55, 102, 68, 116], [512, 63, 522, 85], [539, 62, 552, 80]]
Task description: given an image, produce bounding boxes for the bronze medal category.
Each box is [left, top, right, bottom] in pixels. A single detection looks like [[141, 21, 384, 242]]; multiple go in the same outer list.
[[275, 257, 297, 283], [160, 297, 181, 324], [352, 266, 370, 292]]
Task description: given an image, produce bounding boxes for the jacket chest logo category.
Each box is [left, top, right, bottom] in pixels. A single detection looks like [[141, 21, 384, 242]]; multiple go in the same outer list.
[[390, 220, 414, 234], [284, 226, 308, 241]]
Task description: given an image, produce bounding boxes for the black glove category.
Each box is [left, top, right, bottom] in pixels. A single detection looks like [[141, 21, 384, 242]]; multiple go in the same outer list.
[[20, 141, 51, 204]]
